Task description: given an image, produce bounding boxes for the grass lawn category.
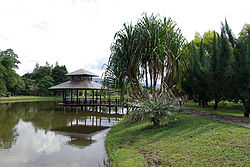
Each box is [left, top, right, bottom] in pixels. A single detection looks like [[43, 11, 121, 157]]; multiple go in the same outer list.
[[184, 101, 246, 118], [0, 96, 61, 104], [106, 113, 250, 167]]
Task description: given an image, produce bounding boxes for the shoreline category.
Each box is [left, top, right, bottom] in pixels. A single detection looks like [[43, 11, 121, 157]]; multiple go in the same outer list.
[[0, 96, 61, 104]]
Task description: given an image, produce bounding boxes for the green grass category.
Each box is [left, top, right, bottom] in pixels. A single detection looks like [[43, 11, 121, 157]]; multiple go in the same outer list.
[[106, 113, 250, 167], [184, 101, 246, 118], [0, 96, 61, 103]]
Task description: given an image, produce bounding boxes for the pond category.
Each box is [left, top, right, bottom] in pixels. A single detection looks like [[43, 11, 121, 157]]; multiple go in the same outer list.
[[0, 101, 124, 167]]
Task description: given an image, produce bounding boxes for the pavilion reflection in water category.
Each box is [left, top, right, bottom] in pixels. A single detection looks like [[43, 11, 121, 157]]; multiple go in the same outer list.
[[51, 108, 123, 149], [0, 101, 123, 150]]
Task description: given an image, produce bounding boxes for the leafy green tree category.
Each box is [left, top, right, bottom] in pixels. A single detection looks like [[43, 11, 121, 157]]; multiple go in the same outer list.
[[0, 48, 23, 96], [21, 62, 69, 96], [192, 30, 215, 54], [37, 76, 54, 96], [21, 73, 37, 95], [52, 64, 69, 85], [0, 49, 20, 69], [32, 62, 53, 82], [0, 64, 7, 95]]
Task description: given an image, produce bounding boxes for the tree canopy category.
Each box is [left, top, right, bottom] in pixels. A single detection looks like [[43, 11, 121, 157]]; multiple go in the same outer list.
[[0, 49, 69, 97], [104, 13, 187, 101], [183, 21, 250, 117]]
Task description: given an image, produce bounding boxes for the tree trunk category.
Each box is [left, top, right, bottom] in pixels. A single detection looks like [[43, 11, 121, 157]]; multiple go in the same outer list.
[[214, 98, 219, 110], [145, 67, 148, 89], [201, 99, 208, 108], [198, 98, 201, 106], [149, 65, 153, 95], [244, 104, 250, 118], [151, 117, 160, 126]]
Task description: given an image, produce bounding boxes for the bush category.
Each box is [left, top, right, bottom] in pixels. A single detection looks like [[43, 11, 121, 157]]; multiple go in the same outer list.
[[127, 91, 182, 126]]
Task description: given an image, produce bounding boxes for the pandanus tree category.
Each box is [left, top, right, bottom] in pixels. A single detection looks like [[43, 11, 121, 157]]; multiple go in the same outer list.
[[104, 14, 187, 102]]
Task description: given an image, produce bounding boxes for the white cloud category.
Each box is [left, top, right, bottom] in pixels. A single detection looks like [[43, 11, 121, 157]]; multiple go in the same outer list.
[[0, 0, 249, 76]]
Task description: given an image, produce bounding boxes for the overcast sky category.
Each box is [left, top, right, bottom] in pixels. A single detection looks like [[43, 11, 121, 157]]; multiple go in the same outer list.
[[0, 0, 249, 76]]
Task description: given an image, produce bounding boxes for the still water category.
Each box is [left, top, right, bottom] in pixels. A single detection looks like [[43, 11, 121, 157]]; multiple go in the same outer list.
[[0, 101, 123, 167]]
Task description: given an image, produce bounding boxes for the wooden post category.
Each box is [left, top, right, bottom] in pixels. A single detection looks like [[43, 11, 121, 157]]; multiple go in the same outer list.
[[62, 90, 64, 102], [96, 91, 98, 103], [76, 89, 79, 104], [65, 90, 68, 103], [96, 115, 98, 126], [84, 90, 87, 104], [100, 90, 102, 104], [71, 90, 73, 103], [92, 90, 94, 104]]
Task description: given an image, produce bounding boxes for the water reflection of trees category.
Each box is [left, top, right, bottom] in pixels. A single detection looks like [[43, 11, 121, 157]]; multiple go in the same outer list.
[[0, 101, 123, 149], [0, 103, 25, 149]]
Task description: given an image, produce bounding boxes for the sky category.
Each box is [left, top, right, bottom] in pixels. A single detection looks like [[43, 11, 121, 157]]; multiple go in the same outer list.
[[0, 0, 249, 76]]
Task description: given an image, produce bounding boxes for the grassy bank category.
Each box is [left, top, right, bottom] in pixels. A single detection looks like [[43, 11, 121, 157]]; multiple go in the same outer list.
[[184, 101, 245, 118], [106, 113, 250, 166], [0, 96, 61, 104]]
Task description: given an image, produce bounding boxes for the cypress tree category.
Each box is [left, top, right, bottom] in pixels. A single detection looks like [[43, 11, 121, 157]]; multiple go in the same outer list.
[[244, 37, 250, 117], [183, 41, 212, 107], [210, 25, 233, 110], [210, 32, 220, 110], [234, 36, 250, 117]]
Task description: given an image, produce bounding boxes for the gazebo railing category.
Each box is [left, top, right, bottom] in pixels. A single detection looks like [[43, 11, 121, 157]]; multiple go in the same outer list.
[[63, 97, 122, 106]]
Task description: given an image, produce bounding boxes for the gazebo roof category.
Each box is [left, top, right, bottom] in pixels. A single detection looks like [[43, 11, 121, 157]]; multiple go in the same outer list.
[[66, 69, 99, 77], [48, 80, 103, 90]]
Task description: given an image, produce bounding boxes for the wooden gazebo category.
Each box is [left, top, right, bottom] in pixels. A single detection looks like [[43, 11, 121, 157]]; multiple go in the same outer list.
[[49, 69, 120, 111]]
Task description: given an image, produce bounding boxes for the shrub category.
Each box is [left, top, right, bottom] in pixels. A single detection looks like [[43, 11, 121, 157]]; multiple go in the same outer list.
[[127, 91, 182, 126]]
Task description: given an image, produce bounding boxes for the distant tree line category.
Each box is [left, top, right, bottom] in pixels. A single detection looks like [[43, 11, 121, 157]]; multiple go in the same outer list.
[[21, 62, 69, 96], [182, 22, 250, 117], [0, 50, 69, 96]]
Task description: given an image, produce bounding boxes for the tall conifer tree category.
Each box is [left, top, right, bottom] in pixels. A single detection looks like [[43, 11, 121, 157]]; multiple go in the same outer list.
[[210, 25, 233, 110]]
